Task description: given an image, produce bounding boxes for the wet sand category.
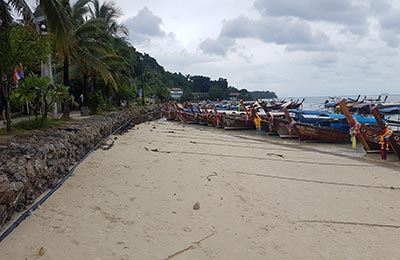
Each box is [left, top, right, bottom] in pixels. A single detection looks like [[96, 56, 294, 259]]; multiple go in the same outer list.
[[1, 120, 400, 260]]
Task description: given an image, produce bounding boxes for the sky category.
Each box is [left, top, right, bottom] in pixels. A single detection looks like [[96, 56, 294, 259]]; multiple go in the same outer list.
[[28, 0, 400, 97]]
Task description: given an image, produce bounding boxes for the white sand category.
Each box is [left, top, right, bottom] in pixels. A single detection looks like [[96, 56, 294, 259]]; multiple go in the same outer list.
[[1, 120, 400, 260]]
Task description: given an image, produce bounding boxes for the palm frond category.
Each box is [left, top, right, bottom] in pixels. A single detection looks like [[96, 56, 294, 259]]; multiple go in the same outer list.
[[8, 0, 36, 29], [40, 0, 73, 52], [0, 0, 12, 26]]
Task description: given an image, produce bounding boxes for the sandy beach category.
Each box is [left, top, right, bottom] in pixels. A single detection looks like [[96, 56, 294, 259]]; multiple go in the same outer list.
[[1, 119, 400, 260]]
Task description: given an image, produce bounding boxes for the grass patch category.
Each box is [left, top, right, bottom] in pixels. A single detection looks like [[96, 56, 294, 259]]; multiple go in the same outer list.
[[13, 118, 65, 131], [0, 118, 65, 135]]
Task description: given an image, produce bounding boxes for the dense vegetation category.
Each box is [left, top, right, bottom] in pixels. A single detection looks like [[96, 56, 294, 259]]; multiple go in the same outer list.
[[0, 0, 276, 132]]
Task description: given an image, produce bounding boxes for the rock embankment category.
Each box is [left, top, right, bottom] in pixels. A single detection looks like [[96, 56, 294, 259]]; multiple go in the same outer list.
[[0, 105, 164, 229]]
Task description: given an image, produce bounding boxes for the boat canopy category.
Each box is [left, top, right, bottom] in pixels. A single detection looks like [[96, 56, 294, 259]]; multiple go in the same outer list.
[[380, 106, 400, 114]]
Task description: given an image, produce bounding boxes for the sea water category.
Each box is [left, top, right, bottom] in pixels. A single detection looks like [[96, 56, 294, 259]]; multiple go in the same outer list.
[[282, 94, 400, 110]]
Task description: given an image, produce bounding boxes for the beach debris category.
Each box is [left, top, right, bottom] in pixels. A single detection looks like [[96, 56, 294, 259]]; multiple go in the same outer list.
[[165, 233, 215, 259], [168, 130, 175, 133], [266, 153, 285, 158], [190, 141, 197, 144], [152, 126, 156, 129], [144, 147, 149, 151], [298, 219, 400, 229], [151, 148, 159, 152], [193, 202, 200, 210], [38, 247, 45, 256], [183, 227, 192, 232], [206, 172, 218, 181], [114, 136, 118, 140], [100, 140, 114, 150]]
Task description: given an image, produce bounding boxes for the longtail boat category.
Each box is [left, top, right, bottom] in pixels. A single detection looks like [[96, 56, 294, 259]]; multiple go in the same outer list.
[[372, 107, 400, 159], [218, 101, 254, 130], [175, 103, 199, 124], [165, 102, 178, 120], [283, 108, 349, 143], [259, 98, 305, 112], [338, 100, 382, 152], [249, 104, 269, 131], [195, 105, 208, 125], [350, 95, 388, 114], [272, 116, 297, 138]]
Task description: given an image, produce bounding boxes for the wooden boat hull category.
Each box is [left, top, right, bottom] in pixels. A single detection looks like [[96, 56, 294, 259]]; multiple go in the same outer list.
[[166, 111, 176, 121], [390, 133, 400, 158], [274, 118, 298, 138], [295, 123, 350, 143], [178, 112, 199, 124], [197, 113, 209, 125], [372, 107, 400, 158], [223, 113, 255, 130], [359, 124, 383, 152]]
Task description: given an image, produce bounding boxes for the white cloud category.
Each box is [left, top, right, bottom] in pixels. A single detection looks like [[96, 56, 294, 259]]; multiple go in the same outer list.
[[117, 0, 400, 97], [125, 7, 166, 44], [199, 36, 236, 56]]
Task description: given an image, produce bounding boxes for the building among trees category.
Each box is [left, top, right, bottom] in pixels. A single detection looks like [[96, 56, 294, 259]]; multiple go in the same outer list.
[[169, 88, 183, 99]]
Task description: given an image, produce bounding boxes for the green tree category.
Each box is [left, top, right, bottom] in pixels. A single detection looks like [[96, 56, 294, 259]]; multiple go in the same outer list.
[[208, 86, 225, 101], [190, 75, 211, 92], [15, 74, 53, 121], [0, 0, 71, 131]]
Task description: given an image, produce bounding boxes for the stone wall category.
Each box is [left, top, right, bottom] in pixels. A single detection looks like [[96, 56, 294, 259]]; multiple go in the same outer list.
[[0, 105, 165, 229]]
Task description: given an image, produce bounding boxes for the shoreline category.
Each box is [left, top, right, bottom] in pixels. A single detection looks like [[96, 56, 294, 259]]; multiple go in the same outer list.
[[0, 119, 399, 259]]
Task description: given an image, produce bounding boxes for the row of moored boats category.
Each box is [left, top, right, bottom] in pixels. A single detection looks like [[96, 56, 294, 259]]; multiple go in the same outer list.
[[164, 97, 400, 160]]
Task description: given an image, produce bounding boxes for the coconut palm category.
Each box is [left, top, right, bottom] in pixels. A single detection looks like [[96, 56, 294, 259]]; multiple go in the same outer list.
[[89, 0, 128, 37], [59, 0, 119, 117]]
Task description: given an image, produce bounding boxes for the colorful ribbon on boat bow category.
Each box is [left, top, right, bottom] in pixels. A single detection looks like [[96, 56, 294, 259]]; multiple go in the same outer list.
[[380, 124, 393, 160], [349, 118, 361, 149], [253, 115, 262, 131]]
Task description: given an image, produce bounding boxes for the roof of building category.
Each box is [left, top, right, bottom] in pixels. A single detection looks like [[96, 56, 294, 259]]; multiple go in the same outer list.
[[170, 88, 183, 91]]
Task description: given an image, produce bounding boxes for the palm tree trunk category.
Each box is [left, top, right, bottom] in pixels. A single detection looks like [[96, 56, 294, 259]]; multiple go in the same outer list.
[[4, 84, 12, 132], [62, 54, 70, 119]]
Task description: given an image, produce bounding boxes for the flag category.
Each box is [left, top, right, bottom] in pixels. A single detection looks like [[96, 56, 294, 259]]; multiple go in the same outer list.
[[13, 65, 24, 83]]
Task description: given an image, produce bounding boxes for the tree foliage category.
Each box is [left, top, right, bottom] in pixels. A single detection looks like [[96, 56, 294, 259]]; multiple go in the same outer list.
[[1, 0, 278, 132]]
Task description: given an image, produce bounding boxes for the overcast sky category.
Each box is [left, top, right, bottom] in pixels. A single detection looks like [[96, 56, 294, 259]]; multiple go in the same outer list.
[[28, 0, 400, 97]]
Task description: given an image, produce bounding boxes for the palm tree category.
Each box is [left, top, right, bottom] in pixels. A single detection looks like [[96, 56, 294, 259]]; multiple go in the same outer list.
[[59, 0, 120, 117], [89, 0, 128, 37]]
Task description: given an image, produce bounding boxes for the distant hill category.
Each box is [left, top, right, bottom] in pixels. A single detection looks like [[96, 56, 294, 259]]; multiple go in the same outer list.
[[136, 52, 276, 101], [250, 90, 277, 100]]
